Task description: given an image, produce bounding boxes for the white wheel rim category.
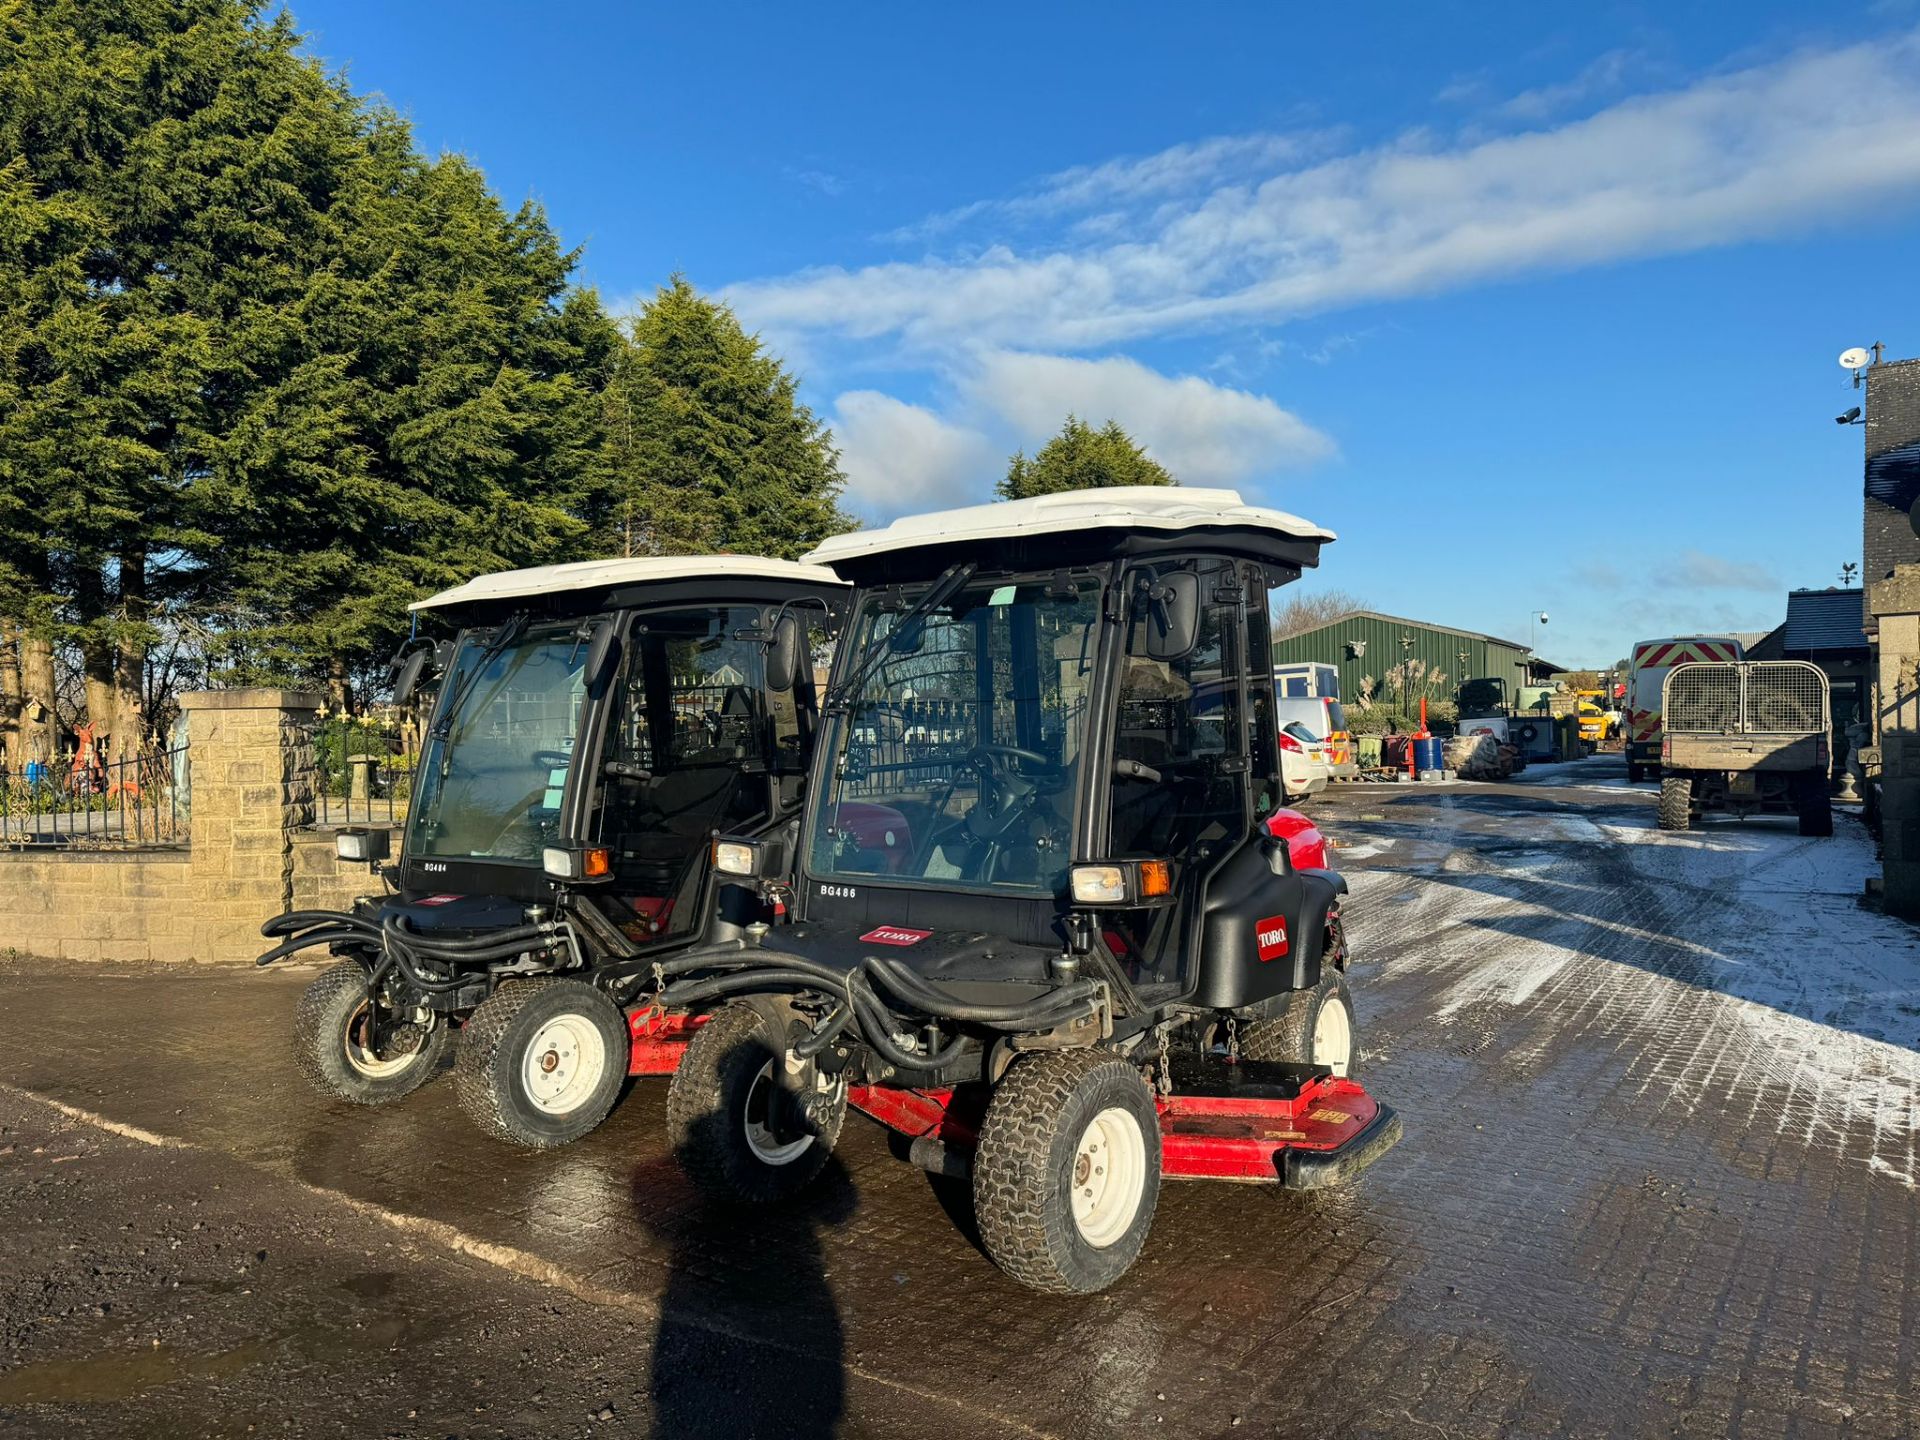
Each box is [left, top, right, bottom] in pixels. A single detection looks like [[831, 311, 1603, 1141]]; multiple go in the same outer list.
[[343, 1003, 424, 1079], [1314, 995, 1353, 1078], [520, 1014, 608, 1116], [742, 1061, 814, 1166], [1070, 1106, 1148, 1248]]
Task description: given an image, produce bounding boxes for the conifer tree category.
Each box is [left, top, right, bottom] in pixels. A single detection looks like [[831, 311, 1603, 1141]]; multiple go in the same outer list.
[[0, 0, 621, 726], [998, 415, 1175, 500], [604, 277, 850, 560]]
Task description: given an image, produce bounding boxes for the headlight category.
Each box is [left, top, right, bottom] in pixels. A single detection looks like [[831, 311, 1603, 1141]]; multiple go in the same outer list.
[[1070, 859, 1174, 907], [542, 846, 611, 881], [712, 839, 761, 877], [335, 828, 390, 864], [1071, 864, 1130, 905]]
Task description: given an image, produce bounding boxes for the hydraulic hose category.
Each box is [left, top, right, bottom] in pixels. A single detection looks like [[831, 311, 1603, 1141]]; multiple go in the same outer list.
[[657, 969, 850, 1010], [382, 920, 557, 958], [793, 1003, 854, 1059], [254, 927, 367, 967], [649, 948, 848, 987], [864, 956, 1100, 1027], [261, 909, 380, 940], [379, 917, 561, 964], [845, 971, 970, 1071]]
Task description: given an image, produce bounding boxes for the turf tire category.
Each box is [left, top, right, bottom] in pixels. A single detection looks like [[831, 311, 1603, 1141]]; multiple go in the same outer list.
[[454, 978, 628, 1149], [972, 1049, 1161, 1295], [1658, 775, 1693, 831], [293, 958, 450, 1105], [666, 1000, 844, 1205], [1239, 969, 1357, 1076], [1627, 761, 1645, 784]]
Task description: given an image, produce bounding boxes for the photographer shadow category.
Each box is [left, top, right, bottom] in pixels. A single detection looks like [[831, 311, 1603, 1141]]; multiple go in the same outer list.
[[633, 1151, 858, 1439]]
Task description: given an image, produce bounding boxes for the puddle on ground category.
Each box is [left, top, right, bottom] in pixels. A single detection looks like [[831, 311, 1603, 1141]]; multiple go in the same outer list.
[[0, 1270, 446, 1406], [0, 1338, 279, 1405]]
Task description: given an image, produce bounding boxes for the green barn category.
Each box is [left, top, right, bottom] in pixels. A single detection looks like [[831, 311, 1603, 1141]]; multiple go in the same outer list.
[[1270, 610, 1561, 708]]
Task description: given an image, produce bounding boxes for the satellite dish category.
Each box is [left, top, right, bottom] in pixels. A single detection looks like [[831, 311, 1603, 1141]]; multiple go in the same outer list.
[[1840, 346, 1871, 370]]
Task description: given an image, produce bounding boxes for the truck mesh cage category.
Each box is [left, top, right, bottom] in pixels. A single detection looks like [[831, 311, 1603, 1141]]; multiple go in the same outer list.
[[1665, 665, 1740, 733], [1745, 662, 1827, 734], [1664, 661, 1826, 736]]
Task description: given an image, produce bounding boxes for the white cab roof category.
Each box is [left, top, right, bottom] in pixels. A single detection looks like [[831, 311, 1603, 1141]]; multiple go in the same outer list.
[[411, 554, 846, 612], [804, 487, 1334, 567]]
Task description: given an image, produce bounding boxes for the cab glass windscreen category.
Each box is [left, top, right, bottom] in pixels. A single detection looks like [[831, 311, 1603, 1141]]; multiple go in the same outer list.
[[810, 578, 1099, 894], [407, 625, 590, 865]]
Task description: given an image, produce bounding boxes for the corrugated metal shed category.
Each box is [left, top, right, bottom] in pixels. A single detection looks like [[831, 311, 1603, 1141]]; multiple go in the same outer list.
[[1780, 589, 1868, 655], [1271, 609, 1552, 707]]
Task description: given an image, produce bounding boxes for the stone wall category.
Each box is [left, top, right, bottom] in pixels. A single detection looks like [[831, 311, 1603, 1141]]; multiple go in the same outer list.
[[0, 689, 390, 964]]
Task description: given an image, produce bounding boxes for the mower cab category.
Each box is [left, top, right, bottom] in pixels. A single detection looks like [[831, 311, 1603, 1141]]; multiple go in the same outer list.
[[654, 488, 1400, 1293], [260, 554, 847, 1148]]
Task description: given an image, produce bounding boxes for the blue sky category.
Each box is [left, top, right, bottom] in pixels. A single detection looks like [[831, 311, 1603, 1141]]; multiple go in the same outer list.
[[286, 2, 1920, 668]]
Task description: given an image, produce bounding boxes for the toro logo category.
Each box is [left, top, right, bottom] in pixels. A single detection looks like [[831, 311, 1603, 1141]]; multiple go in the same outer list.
[[1254, 915, 1289, 962], [861, 925, 932, 947]]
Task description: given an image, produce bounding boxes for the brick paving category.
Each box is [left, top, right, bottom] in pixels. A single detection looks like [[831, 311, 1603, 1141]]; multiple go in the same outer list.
[[1, 754, 1916, 1437]]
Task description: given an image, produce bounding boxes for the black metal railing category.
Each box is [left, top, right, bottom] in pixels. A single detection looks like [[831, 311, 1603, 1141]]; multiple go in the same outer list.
[[310, 716, 417, 828], [0, 744, 189, 849]]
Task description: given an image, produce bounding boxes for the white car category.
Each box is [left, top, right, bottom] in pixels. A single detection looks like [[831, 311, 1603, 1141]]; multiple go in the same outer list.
[[1280, 721, 1330, 801]]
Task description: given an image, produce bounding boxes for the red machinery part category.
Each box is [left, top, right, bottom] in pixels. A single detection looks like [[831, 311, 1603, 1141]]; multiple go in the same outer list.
[[627, 1007, 704, 1075], [1158, 1075, 1382, 1185], [847, 1071, 1398, 1189], [1264, 807, 1328, 871]]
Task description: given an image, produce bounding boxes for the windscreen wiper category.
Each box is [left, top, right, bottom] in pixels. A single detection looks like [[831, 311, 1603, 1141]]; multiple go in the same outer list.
[[430, 611, 531, 741], [822, 561, 977, 715]]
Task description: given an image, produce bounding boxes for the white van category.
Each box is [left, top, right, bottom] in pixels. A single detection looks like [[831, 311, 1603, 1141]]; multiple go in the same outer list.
[[1273, 664, 1355, 778], [1626, 635, 1745, 782]]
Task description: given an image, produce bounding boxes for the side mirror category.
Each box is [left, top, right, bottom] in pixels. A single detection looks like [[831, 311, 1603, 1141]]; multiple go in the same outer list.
[[584, 619, 620, 696], [1139, 571, 1200, 661], [768, 614, 803, 690], [392, 648, 431, 708]]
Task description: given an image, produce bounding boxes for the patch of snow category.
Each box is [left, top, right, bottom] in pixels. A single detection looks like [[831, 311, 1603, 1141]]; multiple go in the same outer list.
[[1345, 808, 1920, 1180]]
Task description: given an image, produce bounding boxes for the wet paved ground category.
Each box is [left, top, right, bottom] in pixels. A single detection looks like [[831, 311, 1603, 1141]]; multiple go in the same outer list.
[[2, 754, 1918, 1438]]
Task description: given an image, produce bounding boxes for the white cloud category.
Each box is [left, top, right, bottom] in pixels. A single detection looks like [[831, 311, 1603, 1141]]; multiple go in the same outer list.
[[1577, 550, 1780, 593], [829, 352, 1335, 521], [729, 31, 1920, 352], [963, 351, 1334, 486], [1667, 550, 1781, 592], [830, 391, 1001, 518], [882, 131, 1327, 243], [1499, 49, 1648, 121]]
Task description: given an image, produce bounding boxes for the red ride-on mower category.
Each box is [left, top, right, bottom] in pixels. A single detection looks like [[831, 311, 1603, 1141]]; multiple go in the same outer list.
[[647, 488, 1401, 1294], [256, 556, 846, 1149]]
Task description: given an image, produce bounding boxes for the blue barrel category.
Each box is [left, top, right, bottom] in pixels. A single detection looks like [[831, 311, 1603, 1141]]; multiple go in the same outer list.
[[1413, 737, 1445, 776]]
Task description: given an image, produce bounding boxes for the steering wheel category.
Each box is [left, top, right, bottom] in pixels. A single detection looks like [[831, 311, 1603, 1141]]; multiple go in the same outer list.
[[965, 742, 1059, 774], [961, 744, 1064, 845]]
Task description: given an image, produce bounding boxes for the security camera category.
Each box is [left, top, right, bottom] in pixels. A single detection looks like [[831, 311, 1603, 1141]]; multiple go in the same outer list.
[[1836, 407, 1862, 425], [1539, 613, 1549, 624]]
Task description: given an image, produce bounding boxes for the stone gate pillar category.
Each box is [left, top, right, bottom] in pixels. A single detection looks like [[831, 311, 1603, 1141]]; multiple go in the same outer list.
[[177, 688, 322, 960], [1868, 568, 1920, 918]]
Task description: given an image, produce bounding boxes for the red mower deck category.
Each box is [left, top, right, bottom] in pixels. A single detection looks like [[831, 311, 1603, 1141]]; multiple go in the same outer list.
[[627, 1008, 703, 1076], [844, 1059, 1399, 1189]]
